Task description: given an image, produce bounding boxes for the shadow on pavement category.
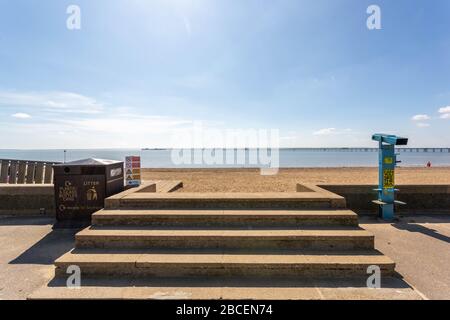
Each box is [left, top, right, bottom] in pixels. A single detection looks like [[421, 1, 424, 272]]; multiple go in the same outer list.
[[392, 222, 450, 244], [9, 228, 76, 265], [359, 214, 450, 225], [46, 272, 411, 289]]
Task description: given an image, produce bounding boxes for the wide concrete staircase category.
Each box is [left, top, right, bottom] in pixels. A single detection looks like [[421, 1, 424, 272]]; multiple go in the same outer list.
[[30, 189, 420, 299]]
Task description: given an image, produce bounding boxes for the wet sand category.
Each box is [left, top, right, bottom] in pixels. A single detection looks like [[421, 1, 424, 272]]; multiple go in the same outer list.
[[142, 167, 450, 192]]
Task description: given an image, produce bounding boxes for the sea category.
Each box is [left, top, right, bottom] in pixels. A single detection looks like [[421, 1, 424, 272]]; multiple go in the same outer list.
[[0, 148, 449, 168]]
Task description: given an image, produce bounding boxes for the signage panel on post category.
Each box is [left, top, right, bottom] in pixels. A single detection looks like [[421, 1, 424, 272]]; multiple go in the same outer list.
[[125, 156, 141, 186]]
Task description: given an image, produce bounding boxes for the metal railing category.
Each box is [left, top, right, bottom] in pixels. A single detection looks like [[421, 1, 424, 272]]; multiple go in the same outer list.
[[0, 159, 61, 184]]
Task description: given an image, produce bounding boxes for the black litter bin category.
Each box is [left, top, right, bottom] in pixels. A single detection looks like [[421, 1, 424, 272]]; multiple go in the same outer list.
[[53, 158, 124, 228]]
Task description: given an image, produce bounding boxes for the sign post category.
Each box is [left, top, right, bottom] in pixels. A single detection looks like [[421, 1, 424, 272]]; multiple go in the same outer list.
[[125, 156, 141, 187], [371, 134, 408, 220]]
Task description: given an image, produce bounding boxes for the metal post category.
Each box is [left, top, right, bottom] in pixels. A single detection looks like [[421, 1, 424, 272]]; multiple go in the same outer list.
[[377, 142, 395, 219], [372, 134, 408, 220]]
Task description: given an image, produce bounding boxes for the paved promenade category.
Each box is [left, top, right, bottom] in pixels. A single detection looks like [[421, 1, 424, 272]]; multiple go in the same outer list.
[[0, 214, 448, 299]]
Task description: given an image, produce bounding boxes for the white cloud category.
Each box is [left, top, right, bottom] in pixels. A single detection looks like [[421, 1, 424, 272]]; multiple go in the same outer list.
[[58, 114, 192, 134], [438, 106, 450, 114], [438, 106, 450, 119], [411, 114, 430, 121], [0, 91, 103, 114], [11, 112, 31, 119], [0, 90, 205, 148], [313, 128, 337, 136], [1, 112, 196, 148], [416, 122, 430, 127], [313, 128, 353, 136]]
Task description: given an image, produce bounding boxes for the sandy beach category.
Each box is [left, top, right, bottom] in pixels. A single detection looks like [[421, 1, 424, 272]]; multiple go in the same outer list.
[[142, 167, 450, 192]]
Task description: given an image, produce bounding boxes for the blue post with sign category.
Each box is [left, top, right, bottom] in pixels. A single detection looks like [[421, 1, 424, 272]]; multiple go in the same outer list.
[[371, 134, 408, 220]]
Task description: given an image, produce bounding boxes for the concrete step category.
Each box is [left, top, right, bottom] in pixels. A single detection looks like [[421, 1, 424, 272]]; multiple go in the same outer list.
[[105, 192, 346, 210], [92, 209, 359, 227], [54, 250, 394, 278], [75, 227, 374, 250], [29, 276, 422, 300]]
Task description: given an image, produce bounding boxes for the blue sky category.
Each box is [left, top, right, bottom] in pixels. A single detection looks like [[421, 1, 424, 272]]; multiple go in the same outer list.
[[0, 0, 449, 148]]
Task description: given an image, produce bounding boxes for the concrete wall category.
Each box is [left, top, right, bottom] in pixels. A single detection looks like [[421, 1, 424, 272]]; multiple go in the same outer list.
[[319, 184, 450, 214], [0, 184, 55, 216], [1, 183, 449, 217]]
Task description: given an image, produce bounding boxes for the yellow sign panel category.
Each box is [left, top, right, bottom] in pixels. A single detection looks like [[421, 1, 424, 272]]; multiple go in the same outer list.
[[383, 169, 395, 189], [384, 157, 393, 164], [126, 168, 141, 175]]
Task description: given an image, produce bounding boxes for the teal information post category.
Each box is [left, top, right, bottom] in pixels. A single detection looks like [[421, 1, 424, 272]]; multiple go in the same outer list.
[[371, 134, 408, 220]]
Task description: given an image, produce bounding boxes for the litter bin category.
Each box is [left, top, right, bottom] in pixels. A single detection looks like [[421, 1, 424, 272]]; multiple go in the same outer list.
[[53, 158, 124, 227]]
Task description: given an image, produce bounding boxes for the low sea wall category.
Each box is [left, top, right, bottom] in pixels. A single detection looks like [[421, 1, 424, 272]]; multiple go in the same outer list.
[[0, 184, 55, 216], [1, 183, 449, 216], [319, 184, 450, 214]]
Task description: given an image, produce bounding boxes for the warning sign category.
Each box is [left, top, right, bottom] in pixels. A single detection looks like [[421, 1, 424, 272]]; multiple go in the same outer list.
[[125, 156, 141, 186], [383, 169, 394, 189]]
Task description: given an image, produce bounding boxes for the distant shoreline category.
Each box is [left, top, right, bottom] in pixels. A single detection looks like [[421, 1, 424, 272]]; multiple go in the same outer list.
[[1, 149, 449, 168]]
